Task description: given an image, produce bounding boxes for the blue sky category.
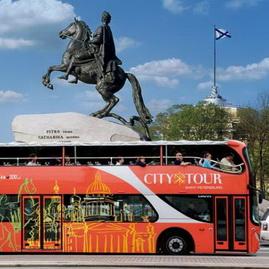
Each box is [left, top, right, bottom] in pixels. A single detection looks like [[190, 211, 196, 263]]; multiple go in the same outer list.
[[0, 0, 269, 141]]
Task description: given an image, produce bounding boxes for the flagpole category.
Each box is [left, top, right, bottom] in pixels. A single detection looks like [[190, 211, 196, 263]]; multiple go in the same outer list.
[[213, 25, 216, 88]]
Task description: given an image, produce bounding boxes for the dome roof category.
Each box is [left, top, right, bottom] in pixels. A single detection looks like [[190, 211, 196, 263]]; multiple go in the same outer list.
[[86, 172, 111, 195]]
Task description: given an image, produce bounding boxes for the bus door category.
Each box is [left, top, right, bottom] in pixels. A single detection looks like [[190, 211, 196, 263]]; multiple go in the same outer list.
[[22, 195, 62, 251], [22, 196, 41, 250], [214, 196, 247, 252]]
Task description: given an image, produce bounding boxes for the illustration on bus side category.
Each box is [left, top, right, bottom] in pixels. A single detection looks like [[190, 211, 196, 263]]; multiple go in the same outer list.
[[0, 173, 157, 253]]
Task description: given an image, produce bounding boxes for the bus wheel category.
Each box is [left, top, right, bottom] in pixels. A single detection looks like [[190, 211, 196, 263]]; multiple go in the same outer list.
[[163, 234, 189, 255]]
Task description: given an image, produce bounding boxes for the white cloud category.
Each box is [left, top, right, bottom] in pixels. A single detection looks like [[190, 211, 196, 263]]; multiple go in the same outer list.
[[0, 38, 35, 49], [0, 0, 75, 49], [78, 90, 103, 111], [193, 1, 210, 15], [0, 0, 75, 34], [225, 0, 263, 9], [130, 58, 191, 76], [197, 81, 213, 91], [146, 76, 179, 87], [0, 90, 24, 103], [129, 58, 192, 88], [162, 0, 209, 15], [218, 57, 269, 81], [162, 0, 188, 14], [147, 99, 173, 114], [115, 37, 140, 53]]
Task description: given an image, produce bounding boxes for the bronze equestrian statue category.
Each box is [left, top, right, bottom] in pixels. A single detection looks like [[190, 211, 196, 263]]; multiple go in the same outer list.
[[42, 12, 152, 139]]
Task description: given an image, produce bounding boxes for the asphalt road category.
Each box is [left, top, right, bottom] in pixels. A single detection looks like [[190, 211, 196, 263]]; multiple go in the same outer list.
[[258, 243, 269, 257], [0, 245, 269, 268]]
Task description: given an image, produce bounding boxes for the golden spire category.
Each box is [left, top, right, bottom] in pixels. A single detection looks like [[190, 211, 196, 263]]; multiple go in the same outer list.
[[53, 180, 59, 194]]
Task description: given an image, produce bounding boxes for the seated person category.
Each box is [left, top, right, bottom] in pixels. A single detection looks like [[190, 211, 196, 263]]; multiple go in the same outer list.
[[200, 152, 216, 169], [55, 158, 63, 166], [220, 153, 237, 171], [173, 152, 191, 166], [115, 157, 124, 166], [64, 156, 73, 166], [135, 156, 147, 167], [27, 153, 39, 166]]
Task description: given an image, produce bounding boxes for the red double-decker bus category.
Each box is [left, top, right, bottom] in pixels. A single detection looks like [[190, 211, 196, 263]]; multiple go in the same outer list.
[[0, 140, 260, 254]]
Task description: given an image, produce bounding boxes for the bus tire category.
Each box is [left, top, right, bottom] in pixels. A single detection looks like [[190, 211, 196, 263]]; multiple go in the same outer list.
[[162, 233, 190, 255]]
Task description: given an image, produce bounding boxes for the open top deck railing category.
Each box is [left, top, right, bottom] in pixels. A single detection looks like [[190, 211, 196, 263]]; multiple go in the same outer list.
[[0, 155, 244, 174]]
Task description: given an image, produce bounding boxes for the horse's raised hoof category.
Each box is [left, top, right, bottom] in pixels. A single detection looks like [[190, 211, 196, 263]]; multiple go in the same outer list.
[[42, 81, 47, 87], [42, 76, 48, 84], [48, 84, 54, 90]]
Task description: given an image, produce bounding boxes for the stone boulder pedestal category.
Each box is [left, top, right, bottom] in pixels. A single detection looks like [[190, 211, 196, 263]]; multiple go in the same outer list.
[[12, 112, 140, 143]]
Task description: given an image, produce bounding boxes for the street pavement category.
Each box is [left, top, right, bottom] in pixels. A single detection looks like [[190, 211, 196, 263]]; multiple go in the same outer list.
[[0, 246, 269, 268]]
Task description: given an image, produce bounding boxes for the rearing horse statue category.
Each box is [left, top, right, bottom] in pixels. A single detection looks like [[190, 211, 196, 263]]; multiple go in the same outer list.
[[42, 18, 152, 139]]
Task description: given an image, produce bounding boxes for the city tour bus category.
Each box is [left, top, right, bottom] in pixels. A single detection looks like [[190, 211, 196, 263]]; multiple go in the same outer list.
[[0, 140, 260, 254]]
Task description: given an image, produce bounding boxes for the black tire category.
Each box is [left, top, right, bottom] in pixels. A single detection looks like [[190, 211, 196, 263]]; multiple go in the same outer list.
[[163, 234, 189, 255]]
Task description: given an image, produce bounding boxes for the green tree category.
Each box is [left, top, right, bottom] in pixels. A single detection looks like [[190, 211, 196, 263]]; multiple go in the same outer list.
[[149, 93, 269, 195], [233, 94, 269, 193], [151, 102, 230, 140]]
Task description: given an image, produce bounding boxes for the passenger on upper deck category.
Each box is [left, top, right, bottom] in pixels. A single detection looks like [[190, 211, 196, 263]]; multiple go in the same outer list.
[[173, 152, 191, 166], [27, 154, 39, 166], [200, 152, 216, 169], [115, 157, 124, 166], [64, 156, 73, 166], [135, 156, 147, 167], [220, 153, 237, 171]]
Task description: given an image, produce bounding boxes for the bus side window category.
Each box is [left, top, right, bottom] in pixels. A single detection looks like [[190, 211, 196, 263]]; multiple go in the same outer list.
[[0, 195, 20, 223], [159, 195, 212, 223], [114, 195, 157, 222], [63, 194, 157, 223]]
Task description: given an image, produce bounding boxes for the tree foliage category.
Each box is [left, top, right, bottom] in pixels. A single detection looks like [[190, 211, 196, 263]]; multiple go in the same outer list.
[[233, 94, 269, 192], [150, 94, 269, 193], [151, 102, 230, 140]]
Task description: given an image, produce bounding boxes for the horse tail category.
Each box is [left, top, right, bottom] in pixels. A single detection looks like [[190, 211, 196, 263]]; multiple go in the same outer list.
[[126, 73, 153, 124]]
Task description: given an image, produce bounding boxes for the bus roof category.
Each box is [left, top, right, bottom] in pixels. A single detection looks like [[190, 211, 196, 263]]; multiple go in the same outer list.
[[0, 140, 245, 147]]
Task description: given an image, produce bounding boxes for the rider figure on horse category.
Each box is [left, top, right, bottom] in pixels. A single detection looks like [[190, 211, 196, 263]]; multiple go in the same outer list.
[[60, 11, 122, 84]]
